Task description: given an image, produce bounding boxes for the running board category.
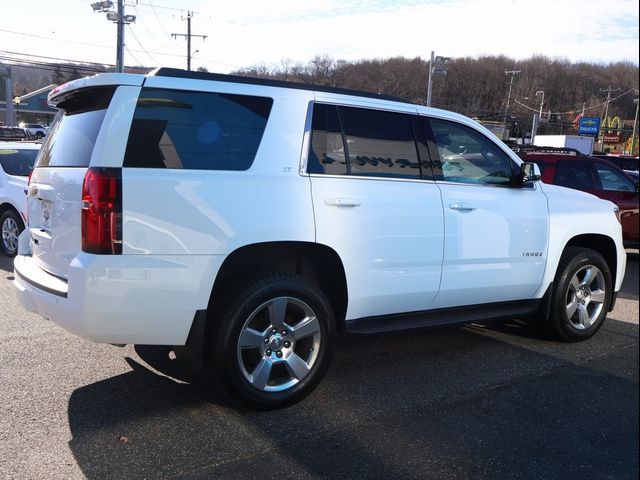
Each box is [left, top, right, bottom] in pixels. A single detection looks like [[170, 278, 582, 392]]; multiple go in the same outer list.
[[345, 299, 541, 335]]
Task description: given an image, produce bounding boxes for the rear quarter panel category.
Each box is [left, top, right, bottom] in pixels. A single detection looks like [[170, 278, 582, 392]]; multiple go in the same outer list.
[[121, 80, 316, 256]]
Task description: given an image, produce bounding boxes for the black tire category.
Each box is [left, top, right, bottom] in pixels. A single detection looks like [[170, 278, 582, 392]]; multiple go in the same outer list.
[[208, 273, 336, 409], [0, 210, 24, 257], [548, 247, 612, 342]]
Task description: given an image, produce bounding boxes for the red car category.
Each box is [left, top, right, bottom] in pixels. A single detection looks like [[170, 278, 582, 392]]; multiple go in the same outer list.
[[517, 149, 639, 248]]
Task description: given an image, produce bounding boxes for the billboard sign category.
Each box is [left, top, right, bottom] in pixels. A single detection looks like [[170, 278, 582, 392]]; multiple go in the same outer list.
[[578, 116, 601, 137]]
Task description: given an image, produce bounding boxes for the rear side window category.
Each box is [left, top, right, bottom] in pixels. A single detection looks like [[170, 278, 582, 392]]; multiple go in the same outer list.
[[123, 88, 273, 171], [36, 87, 115, 168], [0, 148, 39, 176], [308, 104, 347, 175], [308, 103, 421, 179], [340, 106, 421, 179]]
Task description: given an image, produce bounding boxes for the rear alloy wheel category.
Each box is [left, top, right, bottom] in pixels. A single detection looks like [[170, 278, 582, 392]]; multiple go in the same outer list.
[[237, 297, 322, 392], [1, 210, 23, 256], [549, 247, 612, 342], [210, 274, 335, 408]]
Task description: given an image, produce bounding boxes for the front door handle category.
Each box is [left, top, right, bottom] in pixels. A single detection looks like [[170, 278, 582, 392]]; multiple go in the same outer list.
[[449, 203, 476, 211], [325, 198, 361, 207]]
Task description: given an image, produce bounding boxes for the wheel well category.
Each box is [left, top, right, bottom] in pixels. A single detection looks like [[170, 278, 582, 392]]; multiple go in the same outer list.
[[0, 203, 23, 224], [209, 241, 348, 334], [565, 234, 617, 283]]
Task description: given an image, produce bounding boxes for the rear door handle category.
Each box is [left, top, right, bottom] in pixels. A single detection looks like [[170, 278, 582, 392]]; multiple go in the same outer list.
[[449, 203, 476, 211], [325, 198, 361, 207]]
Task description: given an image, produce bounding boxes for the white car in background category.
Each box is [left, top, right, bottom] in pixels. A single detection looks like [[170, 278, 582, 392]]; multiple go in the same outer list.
[[21, 123, 47, 139], [0, 142, 40, 255]]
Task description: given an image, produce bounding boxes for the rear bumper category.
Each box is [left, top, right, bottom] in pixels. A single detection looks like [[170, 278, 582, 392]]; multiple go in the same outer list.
[[14, 252, 224, 345]]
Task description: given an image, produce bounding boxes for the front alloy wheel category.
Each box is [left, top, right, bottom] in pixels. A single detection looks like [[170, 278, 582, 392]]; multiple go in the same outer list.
[[549, 247, 612, 342], [565, 265, 607, 330]]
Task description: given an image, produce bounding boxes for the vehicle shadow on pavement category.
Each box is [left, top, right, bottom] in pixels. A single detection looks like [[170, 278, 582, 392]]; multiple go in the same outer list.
[[67, 318, 639, 480], [0, 254, 14, 277]]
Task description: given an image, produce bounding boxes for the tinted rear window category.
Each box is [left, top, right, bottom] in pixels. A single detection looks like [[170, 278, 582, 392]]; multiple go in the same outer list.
[[36, 87, 114, 168], [123, 88, 273, 170], [0, 148, 39, 176]]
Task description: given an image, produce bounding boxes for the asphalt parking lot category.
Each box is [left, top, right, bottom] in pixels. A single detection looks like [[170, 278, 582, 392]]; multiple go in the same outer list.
[[0, 252, 637, 480]]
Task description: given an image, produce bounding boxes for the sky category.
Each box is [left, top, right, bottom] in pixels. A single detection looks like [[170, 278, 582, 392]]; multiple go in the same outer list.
[[1, 0, 638, 74]]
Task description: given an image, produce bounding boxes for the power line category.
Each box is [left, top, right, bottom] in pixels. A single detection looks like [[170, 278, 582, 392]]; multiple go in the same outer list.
[[126, 25, 157, 64], [0, 28, 112, 50], [0, 54, 104, 72], [513, 88, 636, 116], [131, 4, 176, 50], [136, 1, 200, 14], [0, 49, 110, 68], [0, 29, 240, 69], [124, 46, 144, 67]]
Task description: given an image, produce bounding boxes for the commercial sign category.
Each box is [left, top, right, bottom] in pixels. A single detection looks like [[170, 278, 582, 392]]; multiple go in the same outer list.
[[578, 116, 601, 137], [603, 134, 621, 144]]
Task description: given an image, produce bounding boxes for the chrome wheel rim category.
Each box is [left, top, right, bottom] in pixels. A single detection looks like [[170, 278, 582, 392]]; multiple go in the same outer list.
[[1, 217, 19, 254], [237, 296, 321, 392], [565, 265, 606, 330]]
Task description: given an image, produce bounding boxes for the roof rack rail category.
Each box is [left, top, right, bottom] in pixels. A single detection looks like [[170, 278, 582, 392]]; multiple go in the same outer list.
[[149, 67, 415, 105], [509, 145, 585, 156]]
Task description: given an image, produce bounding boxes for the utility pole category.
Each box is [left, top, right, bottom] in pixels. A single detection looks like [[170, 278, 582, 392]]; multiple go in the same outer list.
[[502, 69, 520, 137], [599, 85, 621, 152], [116, 0, 124, 72], [172, 11, 207, 71]]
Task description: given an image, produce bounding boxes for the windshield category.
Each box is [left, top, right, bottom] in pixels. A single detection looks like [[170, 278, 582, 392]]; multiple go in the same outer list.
[[0, 148, 39, 176]]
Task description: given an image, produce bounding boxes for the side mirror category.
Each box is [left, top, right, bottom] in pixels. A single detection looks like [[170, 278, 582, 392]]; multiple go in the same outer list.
[[521, 162, 541, 185]]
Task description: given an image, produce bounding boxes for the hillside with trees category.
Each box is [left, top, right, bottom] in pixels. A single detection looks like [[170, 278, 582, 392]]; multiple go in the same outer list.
[[3, 54, 638, 131], [234, 54, 639, 129]]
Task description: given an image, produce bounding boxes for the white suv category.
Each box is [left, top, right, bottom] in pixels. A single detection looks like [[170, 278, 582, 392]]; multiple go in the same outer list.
[[0, 142, 40, 256], [14, 69, 626, 408]]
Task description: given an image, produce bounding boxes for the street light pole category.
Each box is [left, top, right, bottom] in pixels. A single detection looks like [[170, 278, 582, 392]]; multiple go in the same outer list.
[[426, 51, 434, 107], [91, 1, 135, 73], [425, 52, 449, 107]]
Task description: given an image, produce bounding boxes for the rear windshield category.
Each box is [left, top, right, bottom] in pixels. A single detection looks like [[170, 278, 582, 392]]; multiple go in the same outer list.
[[123, 88, 273, 171], [36, 87, 114, 168], [0, 148, 39, 176]]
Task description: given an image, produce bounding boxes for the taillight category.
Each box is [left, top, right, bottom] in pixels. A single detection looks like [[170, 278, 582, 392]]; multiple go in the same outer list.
[[81, 167, 122, 254]]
